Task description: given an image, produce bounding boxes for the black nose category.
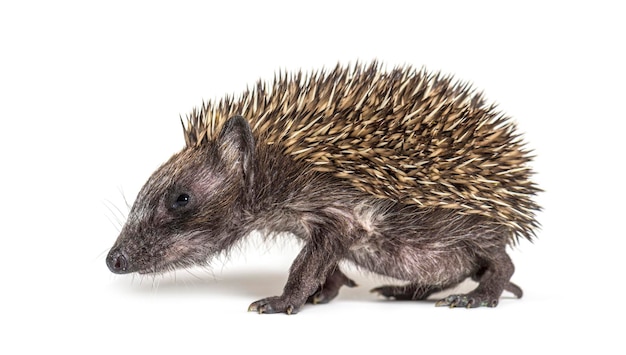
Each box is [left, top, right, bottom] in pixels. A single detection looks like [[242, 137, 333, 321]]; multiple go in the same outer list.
[[106, 249, 130, 274]]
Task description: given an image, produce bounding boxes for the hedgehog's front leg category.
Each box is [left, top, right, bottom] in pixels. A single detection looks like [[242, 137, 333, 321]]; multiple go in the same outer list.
[[248, 233, 344, 314]]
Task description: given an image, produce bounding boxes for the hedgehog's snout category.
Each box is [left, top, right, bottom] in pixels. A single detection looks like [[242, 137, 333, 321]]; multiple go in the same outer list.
[[106, 248, 131, 274]]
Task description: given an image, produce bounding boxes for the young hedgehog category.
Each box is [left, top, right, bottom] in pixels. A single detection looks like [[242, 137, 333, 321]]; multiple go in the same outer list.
[[106, 62, 540, 313]]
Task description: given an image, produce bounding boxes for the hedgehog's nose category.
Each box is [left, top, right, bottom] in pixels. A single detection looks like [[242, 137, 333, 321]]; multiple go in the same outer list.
[[106, 249, 130, 274]]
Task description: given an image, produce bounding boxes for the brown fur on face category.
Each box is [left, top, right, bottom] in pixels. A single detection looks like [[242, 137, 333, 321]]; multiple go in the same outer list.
[[108, 144, 244, 274]]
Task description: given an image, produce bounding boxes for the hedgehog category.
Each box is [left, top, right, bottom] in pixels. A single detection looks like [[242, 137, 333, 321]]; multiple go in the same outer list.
[[106, 61, 540, 314]]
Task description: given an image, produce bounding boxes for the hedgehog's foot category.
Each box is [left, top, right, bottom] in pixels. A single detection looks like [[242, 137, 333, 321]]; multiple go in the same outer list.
[[248, 296, 302, 315], [371, 283, 442, 301], [435, 293, 499, 308], [249, 242, 348, 315], [307, 267, 357, 304], [436, 247, 518, 308]]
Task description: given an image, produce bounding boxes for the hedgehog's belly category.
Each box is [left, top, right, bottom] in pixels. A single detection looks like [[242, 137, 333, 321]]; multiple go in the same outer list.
[[346, 240, 478, 285], [343, 202, 484, 285]]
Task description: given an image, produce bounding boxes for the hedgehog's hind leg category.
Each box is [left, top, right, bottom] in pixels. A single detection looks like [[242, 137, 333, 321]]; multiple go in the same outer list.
[[306, 266, 357, 304], [436, 247, 516, 308], [371, 283, 444, 301]]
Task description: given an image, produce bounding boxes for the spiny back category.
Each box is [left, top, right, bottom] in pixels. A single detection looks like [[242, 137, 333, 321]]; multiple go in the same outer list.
[[183, 62, 540, 241]]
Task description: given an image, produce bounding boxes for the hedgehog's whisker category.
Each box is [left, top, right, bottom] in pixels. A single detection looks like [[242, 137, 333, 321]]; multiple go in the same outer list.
[[102, 199, 125, 230], [118, 186, 132, 211]]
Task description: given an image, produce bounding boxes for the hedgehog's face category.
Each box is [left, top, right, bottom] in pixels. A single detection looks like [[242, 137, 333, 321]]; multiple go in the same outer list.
[[106, 116, 255, 274]]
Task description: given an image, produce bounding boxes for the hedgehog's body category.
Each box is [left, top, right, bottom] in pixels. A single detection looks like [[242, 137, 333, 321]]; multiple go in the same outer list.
[[107, 62, 540, 313]]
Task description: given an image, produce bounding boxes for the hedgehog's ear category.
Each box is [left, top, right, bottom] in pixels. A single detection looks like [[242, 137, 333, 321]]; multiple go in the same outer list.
[[218, 116, 255, 178]]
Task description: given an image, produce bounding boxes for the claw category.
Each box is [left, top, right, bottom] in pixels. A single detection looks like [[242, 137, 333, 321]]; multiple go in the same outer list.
[[435, 298, 448, 307], [248, 296, 300, 314], [311, 295, 321, 304]]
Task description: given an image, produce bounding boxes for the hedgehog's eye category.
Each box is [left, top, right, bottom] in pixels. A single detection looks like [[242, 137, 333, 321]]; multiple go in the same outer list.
[[172, 193, 190, 209]]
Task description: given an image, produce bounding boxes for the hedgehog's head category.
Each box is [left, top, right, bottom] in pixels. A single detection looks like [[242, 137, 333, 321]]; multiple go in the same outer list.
[[106, 116, 255, 274]]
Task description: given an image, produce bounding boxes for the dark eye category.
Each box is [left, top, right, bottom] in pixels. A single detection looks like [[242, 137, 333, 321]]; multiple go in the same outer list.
[[171, 193, 190, 209]]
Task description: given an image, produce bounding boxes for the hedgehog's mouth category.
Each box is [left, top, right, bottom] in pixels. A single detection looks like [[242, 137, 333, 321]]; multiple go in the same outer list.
[[136, 258, 198, 275], [136, 238, 211, 274]]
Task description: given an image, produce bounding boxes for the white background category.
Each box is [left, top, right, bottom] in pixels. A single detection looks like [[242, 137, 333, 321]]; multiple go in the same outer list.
[[1, 0, 624, 354]]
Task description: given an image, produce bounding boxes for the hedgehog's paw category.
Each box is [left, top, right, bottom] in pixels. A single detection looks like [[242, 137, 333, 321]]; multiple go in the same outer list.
[[307, 270, 357, 304], [248, 296, 302, 315], [435, 293, 499, 308]]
